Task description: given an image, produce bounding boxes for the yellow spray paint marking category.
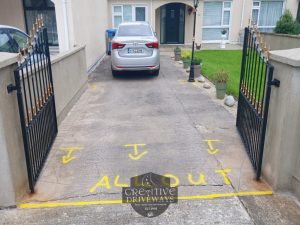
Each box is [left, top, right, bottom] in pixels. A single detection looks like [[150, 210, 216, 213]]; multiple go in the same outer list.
[[188, 173, 207, 185], [18, 191, 273, 209], [162, 173, 180, 187], [89, 175, 111, 193], [89, 83, 97, 91], [215, 169, 232, 185], [114, 176, 129, 188], [88, 169, 233, 193], [178, 79, 188, 85], [204, 139, 221, 155], [124, 144, 148, 161], [60, 147, 82, 164]]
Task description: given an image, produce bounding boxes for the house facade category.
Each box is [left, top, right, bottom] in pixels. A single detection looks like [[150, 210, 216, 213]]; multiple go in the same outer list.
[[108, 0, 300, 45], [0, 0, 299, 69]]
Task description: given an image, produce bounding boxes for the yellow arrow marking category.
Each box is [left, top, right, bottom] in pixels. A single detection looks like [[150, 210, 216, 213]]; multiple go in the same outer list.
[[124, 144, 149, 161], [61, 147, 82, 164], [129, 151, 148, 161], [178, 79, 188, 84], [204, 139, 221, 155], [89, 84, 97, 91], [62, 155, 76, 164]]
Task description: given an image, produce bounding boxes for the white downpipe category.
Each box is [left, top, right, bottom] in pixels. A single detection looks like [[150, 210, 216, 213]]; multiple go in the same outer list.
[[241, 0, 246, 28], [150, 0, 153, 26], [62, 0, 70, 50]]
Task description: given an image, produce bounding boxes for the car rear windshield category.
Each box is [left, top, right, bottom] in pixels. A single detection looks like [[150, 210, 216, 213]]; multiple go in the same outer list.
[[118, 25, 152, 37]]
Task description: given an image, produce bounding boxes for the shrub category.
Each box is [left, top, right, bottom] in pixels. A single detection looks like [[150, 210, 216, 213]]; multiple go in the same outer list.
[[274, 10, 300, 35], [194, 57, 202, 65], [213, 70, 229, 83], [181, 49, 191, 60]]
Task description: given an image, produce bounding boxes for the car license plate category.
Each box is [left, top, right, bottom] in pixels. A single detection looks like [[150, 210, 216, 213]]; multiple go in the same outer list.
[[128, 48, 143, 54]]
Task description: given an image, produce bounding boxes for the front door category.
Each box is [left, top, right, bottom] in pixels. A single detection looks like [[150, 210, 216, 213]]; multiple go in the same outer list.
[[160, 3, 185, 44]]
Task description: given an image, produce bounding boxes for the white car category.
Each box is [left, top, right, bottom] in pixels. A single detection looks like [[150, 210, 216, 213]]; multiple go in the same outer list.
[[0, 25, 29, 53], [111, 22, 160, 77]]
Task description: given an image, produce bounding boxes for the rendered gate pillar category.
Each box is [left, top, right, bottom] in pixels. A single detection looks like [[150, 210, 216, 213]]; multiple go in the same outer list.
[[263, 48, 300, 200], [0, 53, 28, 207]]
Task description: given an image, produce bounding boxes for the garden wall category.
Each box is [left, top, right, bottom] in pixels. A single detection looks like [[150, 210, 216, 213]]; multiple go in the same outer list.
[[263, 48, 300, 200], [262, 32, 300, 50], [0, 46, 88, 207]]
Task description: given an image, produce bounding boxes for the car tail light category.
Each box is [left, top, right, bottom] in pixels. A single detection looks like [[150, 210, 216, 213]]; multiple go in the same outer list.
[[146, 42, 159, 49], [112, 42, 126, 50]]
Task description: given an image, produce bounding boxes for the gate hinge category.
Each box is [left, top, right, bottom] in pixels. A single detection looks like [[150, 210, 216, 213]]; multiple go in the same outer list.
[[269, 79, 280, 88], [7, 84, 17, 94]]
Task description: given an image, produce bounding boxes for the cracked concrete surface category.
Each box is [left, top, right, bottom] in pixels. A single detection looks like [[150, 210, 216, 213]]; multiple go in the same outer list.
[[0, 54, 299, 225]]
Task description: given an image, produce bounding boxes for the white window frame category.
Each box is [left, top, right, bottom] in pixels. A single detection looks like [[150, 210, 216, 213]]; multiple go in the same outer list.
[[112, 5, 123, 29], [202, 1, 232, 43], [252, 1, 261, 26], [112, 4, 148, 28], [251, 0, 285, 30]]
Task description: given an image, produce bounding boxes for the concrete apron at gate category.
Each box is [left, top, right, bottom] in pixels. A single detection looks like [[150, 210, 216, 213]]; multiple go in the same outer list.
[[20, 54, 271, 208]]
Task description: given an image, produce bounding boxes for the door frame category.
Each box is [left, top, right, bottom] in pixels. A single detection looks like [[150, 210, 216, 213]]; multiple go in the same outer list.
[[160, 3, 185, 44]]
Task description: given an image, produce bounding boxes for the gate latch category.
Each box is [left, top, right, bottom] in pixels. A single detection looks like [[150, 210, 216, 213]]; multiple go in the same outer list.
[[7, 84, 17, 94], [269, 79, 280, 88]]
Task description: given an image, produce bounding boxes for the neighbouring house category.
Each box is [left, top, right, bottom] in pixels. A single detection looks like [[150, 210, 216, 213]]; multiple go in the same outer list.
[[0, 0, 299, 69]]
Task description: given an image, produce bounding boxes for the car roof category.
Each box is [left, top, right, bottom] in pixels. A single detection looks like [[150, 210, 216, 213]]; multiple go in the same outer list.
[[0, 25, 28, 35], [119, 22, 150, 26]]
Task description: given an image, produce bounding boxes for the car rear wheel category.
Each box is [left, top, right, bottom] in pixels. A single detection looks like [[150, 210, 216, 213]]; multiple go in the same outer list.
[[152, 69, 159, 76], [112, 69, 119, 78]]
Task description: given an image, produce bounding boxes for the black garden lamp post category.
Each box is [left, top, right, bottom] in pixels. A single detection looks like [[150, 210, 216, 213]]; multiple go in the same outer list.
[[188, 0, 200, 82]]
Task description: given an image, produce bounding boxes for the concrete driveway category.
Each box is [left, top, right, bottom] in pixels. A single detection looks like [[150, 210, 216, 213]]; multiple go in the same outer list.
[[1, 54, 299, 225]]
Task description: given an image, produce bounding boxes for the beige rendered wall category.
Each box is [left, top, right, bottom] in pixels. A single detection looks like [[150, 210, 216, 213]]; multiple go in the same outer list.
[[0, 0, 26, 31], [0, 53, 28, 207], [285, 0, 299, 18], [67, 0, 108, 69], [51, 46, 88, 124], [263, 48, 300, 200]]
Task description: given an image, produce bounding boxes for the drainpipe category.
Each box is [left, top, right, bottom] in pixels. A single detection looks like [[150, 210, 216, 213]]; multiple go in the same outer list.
[[62, 0, 70, 50], [150, 0, 153, 25], [240, 0, 246, 28]]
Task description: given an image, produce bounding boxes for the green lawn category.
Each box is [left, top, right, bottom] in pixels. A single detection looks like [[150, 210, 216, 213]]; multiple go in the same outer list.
[[194, 50, 242, 97]]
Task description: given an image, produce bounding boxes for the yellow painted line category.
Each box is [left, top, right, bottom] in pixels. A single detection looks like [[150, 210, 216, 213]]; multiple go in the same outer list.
[[178, 191, 273, 200], [18, 191, 273, 209]]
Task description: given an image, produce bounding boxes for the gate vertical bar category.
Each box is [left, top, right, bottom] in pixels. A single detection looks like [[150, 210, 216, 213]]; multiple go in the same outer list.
[[237, 27, 249, 126], [256, 65, 274, 179], [43, 28, 58, 134], [14, 70, 35, 192]]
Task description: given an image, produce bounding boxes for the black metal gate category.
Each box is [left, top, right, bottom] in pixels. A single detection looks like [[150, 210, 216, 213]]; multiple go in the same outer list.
[[7, 19, 57, 192], [237, 26, 280, 179]]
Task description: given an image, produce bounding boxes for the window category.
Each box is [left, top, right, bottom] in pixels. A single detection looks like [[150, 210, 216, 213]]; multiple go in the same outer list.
[[23, 0, 58, 46], [251, 0, 284, 33], [202, 1, 232, 41], [0, 31, 14, 53], [112, 5, 147, 28], [118, 24, 152, 37], [9, 30, 28, 50]]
